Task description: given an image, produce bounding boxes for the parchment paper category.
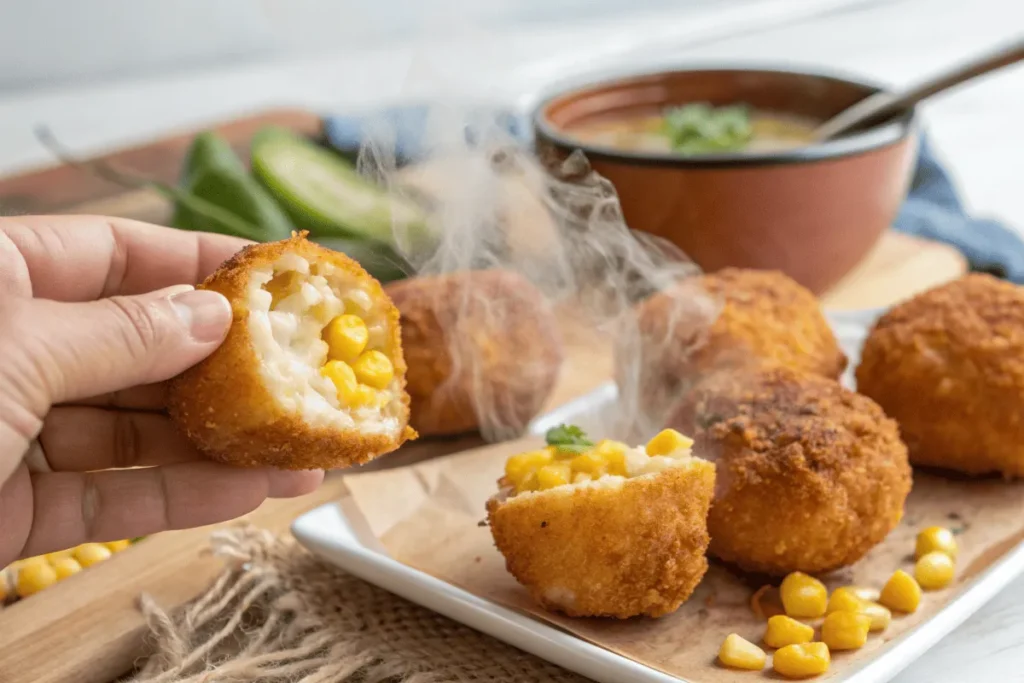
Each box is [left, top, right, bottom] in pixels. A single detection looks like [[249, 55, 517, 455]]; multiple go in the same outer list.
[[340, 438, 1024, 682]]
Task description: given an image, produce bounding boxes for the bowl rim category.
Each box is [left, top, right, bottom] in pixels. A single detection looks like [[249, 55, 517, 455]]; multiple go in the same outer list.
[[532, 63, 919, 168]]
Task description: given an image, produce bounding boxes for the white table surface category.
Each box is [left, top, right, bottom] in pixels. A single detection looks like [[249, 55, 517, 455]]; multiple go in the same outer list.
[[1, 1, 1022, 680]]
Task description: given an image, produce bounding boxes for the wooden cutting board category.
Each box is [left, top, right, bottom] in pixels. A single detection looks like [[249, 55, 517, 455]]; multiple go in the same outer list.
[[0, 108, 967, 683]]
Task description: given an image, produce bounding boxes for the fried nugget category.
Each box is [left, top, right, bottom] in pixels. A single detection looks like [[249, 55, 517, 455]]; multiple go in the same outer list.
[[168, 233, 415, 470], [487, 429, 715, 618], [856, 273, 1024, 477], [385, 270, 563, 439], [671, 366, 910, 576], [620, 269, 847, 428]]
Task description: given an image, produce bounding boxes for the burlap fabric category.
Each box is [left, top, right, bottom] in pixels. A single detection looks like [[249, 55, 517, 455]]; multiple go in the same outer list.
[[128, 526, 587, 683]]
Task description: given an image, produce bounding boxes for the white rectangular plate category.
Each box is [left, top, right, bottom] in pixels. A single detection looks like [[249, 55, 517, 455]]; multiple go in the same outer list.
[[292, 308, 1024, 683]]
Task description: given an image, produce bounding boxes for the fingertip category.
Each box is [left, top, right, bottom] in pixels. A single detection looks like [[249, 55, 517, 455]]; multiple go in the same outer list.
[[266, 469, 325, 498]]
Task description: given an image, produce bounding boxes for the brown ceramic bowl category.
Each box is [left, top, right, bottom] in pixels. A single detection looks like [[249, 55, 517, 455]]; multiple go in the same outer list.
[[533, 66, 919, 294]]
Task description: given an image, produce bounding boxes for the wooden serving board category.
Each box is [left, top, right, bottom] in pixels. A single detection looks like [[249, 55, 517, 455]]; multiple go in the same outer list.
[[0, 109, 967, 683]]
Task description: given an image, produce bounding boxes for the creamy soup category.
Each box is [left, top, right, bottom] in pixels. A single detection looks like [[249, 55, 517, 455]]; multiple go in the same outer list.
[[567, 104, 819, 155]]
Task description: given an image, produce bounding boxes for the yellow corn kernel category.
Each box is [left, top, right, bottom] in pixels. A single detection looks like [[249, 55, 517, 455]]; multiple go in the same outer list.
[[505, 450, 554, 487], [104, 540, 131, 553], [780, 572, 828, 619], [847, 585, 880, 602], [0, 569, 11, 601], [773, 642, 830, 679], [763, 615, 814, 649], [264, 271, 300, 306], [861, 602, 892, 632], [718, 633, 766, 671], [822, 610, 871, 650], [73, 543, 112, 568], [44, 549, 73, 564], [52, 557, 83, 581], [645, 428, 694, 456], [570, 451, 608, 478], [351, 350, 394, 390], [915, 551, 955, 590], [16, 561, 58, 597], [323, 314, 369, 362], [879, 569, 921, 613], [321, 359, 358, 393], [916, 526, 958, 560], [827, 586, 866, 615], [537, 464, 572, 490]]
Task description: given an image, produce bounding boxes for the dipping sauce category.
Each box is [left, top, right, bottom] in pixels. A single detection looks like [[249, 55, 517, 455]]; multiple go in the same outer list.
[[567, 103, 818, 155]]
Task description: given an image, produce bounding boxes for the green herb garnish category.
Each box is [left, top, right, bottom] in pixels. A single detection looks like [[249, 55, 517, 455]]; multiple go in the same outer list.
[[545, 424, 594, 454], [662, 103, 753, 155]]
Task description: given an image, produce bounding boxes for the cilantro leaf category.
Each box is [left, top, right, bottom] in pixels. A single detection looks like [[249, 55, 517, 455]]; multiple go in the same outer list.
[[545, 424, 594, 454]]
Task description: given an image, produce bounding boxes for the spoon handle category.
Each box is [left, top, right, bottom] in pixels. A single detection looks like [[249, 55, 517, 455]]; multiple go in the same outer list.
[[815, 37, 1024, 141]]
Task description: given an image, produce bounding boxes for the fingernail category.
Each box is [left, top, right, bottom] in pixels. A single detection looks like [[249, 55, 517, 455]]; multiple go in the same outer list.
[[170, 289, 232, 343]]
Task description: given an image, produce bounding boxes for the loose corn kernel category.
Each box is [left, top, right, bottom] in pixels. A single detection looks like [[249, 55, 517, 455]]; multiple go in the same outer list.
[[323, 314, 369, 362], [763, 615, 814, 649], [0, 569, 11, 601], [104, 540, 131, 553], [351, 350, 394, 390], [827, 586, 866, 615], [505, 450, 554, 490], [821, 610, 871, 650], [879, 569, 921, 613], [73, 543, 112, 568], [52, 557, 83, 581], [780, 572, 828, 618], [773, 642, 830, 679], [861, 602, 892, 632], [645, 429, 694, 456], [848, 586, 880, 602], [915, 551, 955, 590], [916, 526, 958, 560], [16, 561, 58, 597], [537, 464, 572, 490], [718, 633, 766, 671], [44, 549, 73, 564]]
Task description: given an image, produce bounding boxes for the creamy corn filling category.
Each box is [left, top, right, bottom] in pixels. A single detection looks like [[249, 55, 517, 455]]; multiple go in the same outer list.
[[246, 253, 403, 435], [504, 429, 696, 496]]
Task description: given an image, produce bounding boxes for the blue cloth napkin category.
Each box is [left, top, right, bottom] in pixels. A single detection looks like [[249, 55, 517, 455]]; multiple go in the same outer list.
[[324, 105, 1024, 282]]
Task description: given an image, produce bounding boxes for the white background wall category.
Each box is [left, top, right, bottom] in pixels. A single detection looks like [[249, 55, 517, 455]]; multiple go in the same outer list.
[[0, 0, 761, 93]]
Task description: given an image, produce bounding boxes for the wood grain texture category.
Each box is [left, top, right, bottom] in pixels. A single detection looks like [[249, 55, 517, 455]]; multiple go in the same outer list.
[[0, 108, 965, 683]]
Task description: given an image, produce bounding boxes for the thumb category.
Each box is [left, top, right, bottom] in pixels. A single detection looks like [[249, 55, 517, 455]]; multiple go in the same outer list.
[[21, 285, 233, 405]]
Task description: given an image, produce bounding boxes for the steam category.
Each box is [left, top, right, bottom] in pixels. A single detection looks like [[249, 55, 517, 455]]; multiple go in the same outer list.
[[352, 43, 719, 443]]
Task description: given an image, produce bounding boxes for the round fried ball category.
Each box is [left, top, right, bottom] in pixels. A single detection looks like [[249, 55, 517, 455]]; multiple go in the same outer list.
[[857, 273, 1024, 477], [385, 270, 563, 439], [487, 457, 715, 618], [620, 269, 847, 428], [671, 365, 910, 575], [168, 233, 415, 470]]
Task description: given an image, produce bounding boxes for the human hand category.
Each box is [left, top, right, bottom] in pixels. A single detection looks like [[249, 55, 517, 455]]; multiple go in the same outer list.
[[0, 216, 324, 567]]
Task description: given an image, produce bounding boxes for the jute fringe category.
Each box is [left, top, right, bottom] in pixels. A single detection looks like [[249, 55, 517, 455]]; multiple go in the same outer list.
[[128, 525, 587, 682]]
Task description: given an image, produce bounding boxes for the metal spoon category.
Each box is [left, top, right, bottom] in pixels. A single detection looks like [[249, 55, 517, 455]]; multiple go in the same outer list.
[[813, 37, 1024, 141]]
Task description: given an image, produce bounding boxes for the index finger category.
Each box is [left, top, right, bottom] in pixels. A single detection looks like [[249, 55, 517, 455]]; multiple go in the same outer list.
[[0, 215, 251, 301]]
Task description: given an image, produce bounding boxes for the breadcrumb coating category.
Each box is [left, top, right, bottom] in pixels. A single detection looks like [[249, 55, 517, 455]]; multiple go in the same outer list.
[[487, 459, 715, 618], [671, 365, 910, 575], [857, 273, 1024, 477], [386, 270, 563, 438], [622, 269, 846, 424], [168, 233, 415, 470]]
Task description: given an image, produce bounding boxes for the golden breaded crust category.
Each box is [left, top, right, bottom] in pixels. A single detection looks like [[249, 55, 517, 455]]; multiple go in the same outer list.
[[487, 461, 715, 618], [856, 273, 1024, 477], [671, 366, 910, 575], [622, 269, 846, 420], [386, 270, 563, 438], [167, 233, 415, 470]]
